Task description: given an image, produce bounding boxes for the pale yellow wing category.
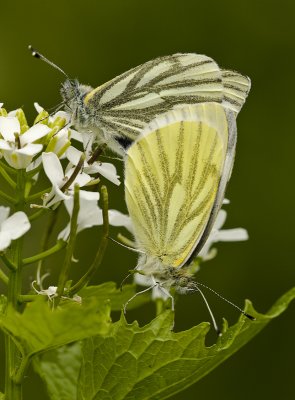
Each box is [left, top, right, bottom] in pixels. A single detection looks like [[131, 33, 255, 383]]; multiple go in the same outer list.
[[125, 103, 230, 268]]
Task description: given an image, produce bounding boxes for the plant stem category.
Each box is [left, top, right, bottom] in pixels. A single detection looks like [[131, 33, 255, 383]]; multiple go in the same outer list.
[[18, 295, 37, 303], [4, 170, 26, 399], [0, 189, 15, 205], [0, 165, 16, 189], [0, 160, 17, 175], [69, 185, 109, 296], [5, 240, 23, 399], [55, 185, 80, 306], [22, 240, 66, 266], [0, 255, 16, 271], [0, 267, 9, 285], [36, 207, 60, 286], [27, 187, 52, 202]]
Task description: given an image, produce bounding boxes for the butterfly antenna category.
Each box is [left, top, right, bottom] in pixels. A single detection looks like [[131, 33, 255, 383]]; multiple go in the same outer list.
[[196, 281, 256, 321], [195, 284, 221, 336], [28, 45, 70, 79]]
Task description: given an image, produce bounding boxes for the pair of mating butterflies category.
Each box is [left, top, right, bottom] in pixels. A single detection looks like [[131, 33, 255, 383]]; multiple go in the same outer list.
[[32, 49, 251, 322]]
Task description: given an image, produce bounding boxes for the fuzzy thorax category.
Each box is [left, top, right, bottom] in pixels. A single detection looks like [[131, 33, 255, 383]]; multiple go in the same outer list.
[[136, 254, 197, 294]]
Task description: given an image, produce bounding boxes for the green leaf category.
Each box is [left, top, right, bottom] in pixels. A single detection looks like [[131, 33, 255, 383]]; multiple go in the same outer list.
[[79, 282, 150, 311], [0, 297, 110, 359], [34, 342, 82, 400], [0, 392, 4, 399], [0, 295, 7, 314], [78, 287, 295, 400]]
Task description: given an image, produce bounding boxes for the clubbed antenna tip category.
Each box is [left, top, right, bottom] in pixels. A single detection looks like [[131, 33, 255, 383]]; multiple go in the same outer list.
[[27, 45, 69, 79]]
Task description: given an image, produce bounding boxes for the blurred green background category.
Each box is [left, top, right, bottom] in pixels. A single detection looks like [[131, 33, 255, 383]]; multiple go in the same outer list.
[[0, 0, 294, 398]]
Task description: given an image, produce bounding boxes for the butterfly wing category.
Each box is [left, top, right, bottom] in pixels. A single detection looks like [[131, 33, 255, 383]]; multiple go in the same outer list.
[[84, 54, 224, 142], [125, 103, 233, 268], [221, 69, 251, 114]]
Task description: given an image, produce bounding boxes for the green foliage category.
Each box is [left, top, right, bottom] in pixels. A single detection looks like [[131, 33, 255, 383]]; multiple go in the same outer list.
[[79, 282, 150, 311], [75, 287, 295, 400], [33, 343, 82, 400], [0, 297, 110, 359]]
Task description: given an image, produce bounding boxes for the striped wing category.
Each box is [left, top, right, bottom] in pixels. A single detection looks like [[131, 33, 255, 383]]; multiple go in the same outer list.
[[221, 70, 251, 114], [84, 54, 249, 149], [125, 103, 231, 268]]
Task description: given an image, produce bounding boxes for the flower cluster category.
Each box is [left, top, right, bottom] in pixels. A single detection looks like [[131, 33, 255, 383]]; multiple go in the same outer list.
[[0, 103, 121, 253]]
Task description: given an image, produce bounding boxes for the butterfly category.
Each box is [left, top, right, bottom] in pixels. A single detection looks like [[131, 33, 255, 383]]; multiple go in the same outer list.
[[123, 102, 254, 330], [29, 48, 250, 156]]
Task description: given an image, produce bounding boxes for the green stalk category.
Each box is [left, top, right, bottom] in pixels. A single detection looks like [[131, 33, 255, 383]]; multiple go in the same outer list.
[[0, 189, 15, 205], [0, 267, 9, 285], [4, 170, 26, 399], [0, 160, 17, 175], [0, 165, 16, 189], [36, 207, 60, 286], [5, 239, 23, 399], [55, 185, 80, 306], [27, 187, 52, 202], [22, 240, 66, 266], [69, 185, 109, 296]]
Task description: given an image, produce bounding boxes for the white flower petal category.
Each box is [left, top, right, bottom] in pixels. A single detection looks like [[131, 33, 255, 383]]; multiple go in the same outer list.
[[58, 225, 71, 241], [69, 129, 84, 143], [0, 232, 11, 251], [47, 129, 70, 155], [2, 150, 34, 169], [215, 228, 249, 242], [7, 110, 18, 117], [78, 190, 100, 201], [0, 103, 3, 108], [34, 102, 44, 113], [59, 192, 103, 240], [43, 185, 71, 208], [49, 111, 71, 124], [0, 139, 12, 150], [0, 207, 10, 225], [17, 143, 43, 156], [66, 146, 82, 165], [108, 210, 134, 233], [0, 116, 20, 141], [214, 209, 227, 230], [87, 162, 121, 185], [1, 211, 31, 241], [26, 155, 42, 172], [20, 124, 50, 146], [42, 152, 65, 185], [65, 167, 92, 188]]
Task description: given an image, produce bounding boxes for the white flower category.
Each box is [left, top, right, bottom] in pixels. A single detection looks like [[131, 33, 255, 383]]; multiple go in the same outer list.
[[0, 116, 50, 169], [32, 281, 81, 303], [58, 191, 102, 240], [42, 152, 93, 208], [45, 128, 71, 157], [0, 207, 31, 251], [34, 103, 71, 125], [198, 209, 248, 260], [108, 210, 134, 233], [66, 146, 121, 186]]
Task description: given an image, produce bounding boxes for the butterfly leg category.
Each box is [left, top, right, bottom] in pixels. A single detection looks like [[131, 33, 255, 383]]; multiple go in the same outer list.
[[123, 283, 157, 314]]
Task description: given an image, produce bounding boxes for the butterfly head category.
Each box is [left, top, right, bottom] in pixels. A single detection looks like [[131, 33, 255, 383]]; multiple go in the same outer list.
[[60, 79, 92, 111]]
